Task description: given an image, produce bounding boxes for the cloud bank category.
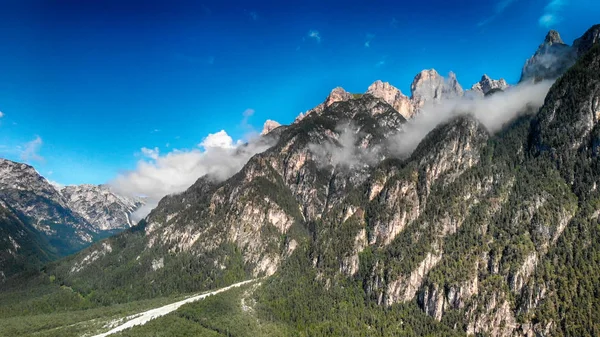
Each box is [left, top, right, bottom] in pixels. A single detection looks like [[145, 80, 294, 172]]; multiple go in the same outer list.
[[389, 80, 554, 156], [111, 130, 277, 221]]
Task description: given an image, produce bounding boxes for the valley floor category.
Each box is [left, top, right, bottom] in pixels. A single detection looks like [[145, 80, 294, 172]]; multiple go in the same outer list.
[[91, 279, 257, 337]]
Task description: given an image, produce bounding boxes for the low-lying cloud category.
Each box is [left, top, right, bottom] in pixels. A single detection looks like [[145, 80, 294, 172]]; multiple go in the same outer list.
[[110, 130, 277, 221], [389, 80, 555, 156], [309, 123, 382, 168]]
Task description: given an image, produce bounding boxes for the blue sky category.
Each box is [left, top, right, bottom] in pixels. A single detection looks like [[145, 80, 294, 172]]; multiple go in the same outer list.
[[0, 0, 599, 186]]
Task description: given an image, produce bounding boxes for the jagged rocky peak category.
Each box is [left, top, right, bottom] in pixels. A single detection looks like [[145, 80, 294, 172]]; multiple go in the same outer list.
[[261, 119, 281, 135], [544, 29, 564, 45], [520, 29, 577, 82], [295, 86, 354, 123], [366, 80, 415, 119], [410, 69, 463, 106], [470, 74, 509, 96], [325, 87, 353, 107]]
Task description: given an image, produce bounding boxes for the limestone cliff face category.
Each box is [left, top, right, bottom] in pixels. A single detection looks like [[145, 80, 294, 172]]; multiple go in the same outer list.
[[411, 70, 464, 109], [366, 80, 415, 119], [260, 119, 281, 135], [469, 74, 509, 96]]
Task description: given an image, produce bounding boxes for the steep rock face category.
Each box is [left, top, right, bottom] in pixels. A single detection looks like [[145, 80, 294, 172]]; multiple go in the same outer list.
[[366, 80, 415, 119], [0, 159, 95, 255], [61, 184, 143, 232], [469, 74, 509, 96]]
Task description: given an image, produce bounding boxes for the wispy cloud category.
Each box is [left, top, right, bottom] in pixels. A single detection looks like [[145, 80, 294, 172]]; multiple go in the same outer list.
[[478, 0, 518, 27], [20, 136, 44, 162], [0, 111, 4, 118], [390, 18, 398, 28], [308, 30, 321, 43], [364, 33, 375, 48], [248, 11, 258, 21], [539, 0, 567, 28]]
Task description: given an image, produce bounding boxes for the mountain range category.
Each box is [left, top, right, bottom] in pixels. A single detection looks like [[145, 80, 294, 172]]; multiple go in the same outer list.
[[1, 24, 600, 337], [0, 158, 144, 279]]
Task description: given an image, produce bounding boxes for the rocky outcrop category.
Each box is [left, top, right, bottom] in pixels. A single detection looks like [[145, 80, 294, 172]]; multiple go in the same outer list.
[[469, 74, 509, 96], [366, 80, 415, 119], [261, 120, 281, 135], [411, 70, 463, 108], [294, 87, 353, 123], [420, 273, 479, 321], [465, 284, 518, 337], [385, 252, 442, 305]]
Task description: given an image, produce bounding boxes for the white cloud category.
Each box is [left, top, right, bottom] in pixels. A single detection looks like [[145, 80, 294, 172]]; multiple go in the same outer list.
[[111, 131, 278, 221], [308, 30, 321, 43], [0, 111, 4, 118], [141, 147, 160, 160], [389, 80, 554, 156], [539, 0, 567, 28], [199, 130, 238, 149], [20, 136, 44, 162]]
